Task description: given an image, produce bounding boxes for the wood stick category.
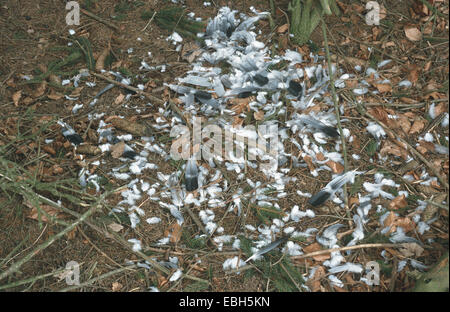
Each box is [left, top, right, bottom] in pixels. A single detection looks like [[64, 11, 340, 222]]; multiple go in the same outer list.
[[291, 243, 402, 260], [81, 8, 119, 31]]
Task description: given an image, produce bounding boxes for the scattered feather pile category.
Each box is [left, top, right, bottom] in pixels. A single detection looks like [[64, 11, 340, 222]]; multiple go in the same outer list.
[[54, 6, 444, 289]]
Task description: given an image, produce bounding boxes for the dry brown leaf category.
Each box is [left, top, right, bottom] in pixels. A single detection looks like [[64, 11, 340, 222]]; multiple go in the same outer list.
[[404, 26, 422, 41], [277, 23, 289, 33], [77, 144, 102, 156], [326, 160, 344, 174], [108, 222, 124, 232], [166, 222, 182, 244], [232, 116, 244, 128], [303, 155, 316, 173], [303, 243, 330, 262], [111, 141, 126, 158], [182, 42, 202, 63], [70, 87, 84, 98], [6, 77, 16, 88], [12, 90, 22, 106], [394, 217, 416, 233], [47, 90, 64, 100], [399, 243, 424, 258], [379, 4, 387, 19], [254, 110, 264, 121], [407, 64, 420, 84], [375, 83, 392, 93], [349, 196, 360, 207], [418, 140, 436, 153], [380, 140, 408, 159], [422, 204, 440, 223], [22, 97, 34, 106], [279, 34, 288, 49], [51, 165, 64, 175], [368, 106, 389, 124], [372, 27, 381, 41], [382, 41, 396, 48], [383, 211, 397, 228], [114, 93, 125, 105], [112, 118, 151, 136], [409, 119, 426, 134], [42, 145, 56, 156], [389, 194, 408, 210], [316, 152, 325, 161], [49, 74, 61, 85], [33, 81, 47, 98], [112, 282, 123, 292], [432, 102, 448, 116], [400, 97, 418, 104], [96, 47, 110, 71], [397, 116, 411, 133], [306, 265, 326, 292], [26, 202, 61, 222], [229, 98, 251, 115]]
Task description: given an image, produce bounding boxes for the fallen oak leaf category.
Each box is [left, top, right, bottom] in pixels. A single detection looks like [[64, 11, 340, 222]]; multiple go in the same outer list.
[[404, 26, 423, 41]]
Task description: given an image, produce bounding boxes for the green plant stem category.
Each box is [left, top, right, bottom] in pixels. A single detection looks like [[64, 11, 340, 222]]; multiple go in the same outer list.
[[320, 18, 350, 220]]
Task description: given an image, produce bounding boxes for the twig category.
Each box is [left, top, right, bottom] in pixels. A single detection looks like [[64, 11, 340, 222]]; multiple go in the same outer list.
[[0, 235, 29, 268], [169, 100, 192, 131], [0, 266, 78, 291], [142, 11, 157, 31], [425, 199, 449, 211], [80, 8, 119, 31], [291, 243, 402, 260], [90, 71, 164, 105], [26, 188, 208, 284], [77, 226, 123, 267], [280, 262, 302, 292], [224, 264, 254, 274], [389, 258, 398, 292], [59, 264, 137, 292], [0, 200, 99, 282], [184, 204, 208, 236], [90, 72, 193, 131]]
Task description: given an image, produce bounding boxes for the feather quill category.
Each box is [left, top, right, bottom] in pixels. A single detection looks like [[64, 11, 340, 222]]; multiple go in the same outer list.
[[245, 236, 289, 262]]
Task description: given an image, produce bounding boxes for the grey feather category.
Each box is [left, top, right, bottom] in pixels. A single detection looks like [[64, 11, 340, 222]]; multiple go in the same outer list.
[[245, 236, 289, 262]]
